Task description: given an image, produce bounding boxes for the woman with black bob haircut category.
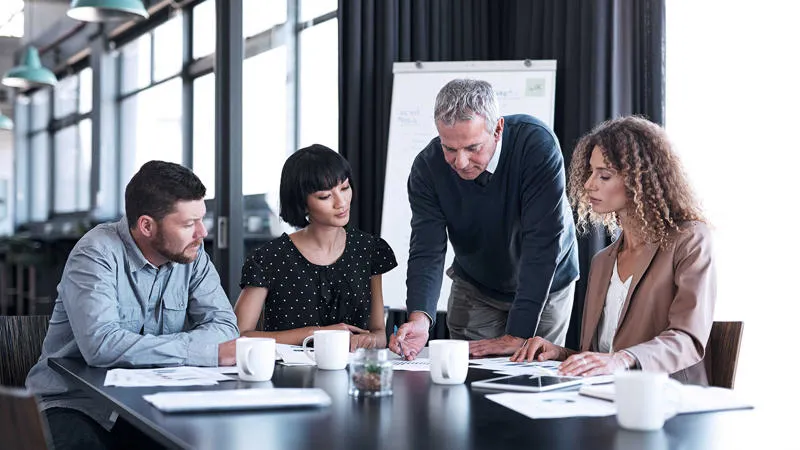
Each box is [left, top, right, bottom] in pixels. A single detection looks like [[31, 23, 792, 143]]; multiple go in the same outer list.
[[234, 144, 398, 350]]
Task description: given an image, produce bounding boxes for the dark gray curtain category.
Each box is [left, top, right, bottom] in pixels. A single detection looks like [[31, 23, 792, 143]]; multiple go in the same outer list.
[[339, 0, 665, 349]]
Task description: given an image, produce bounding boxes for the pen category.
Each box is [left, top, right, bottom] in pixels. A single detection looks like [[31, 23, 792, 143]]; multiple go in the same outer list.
[[394, 325, 406, 360]]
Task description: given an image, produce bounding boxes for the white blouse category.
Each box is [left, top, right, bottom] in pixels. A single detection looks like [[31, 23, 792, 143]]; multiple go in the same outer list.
[[597, 258, 632, 353]]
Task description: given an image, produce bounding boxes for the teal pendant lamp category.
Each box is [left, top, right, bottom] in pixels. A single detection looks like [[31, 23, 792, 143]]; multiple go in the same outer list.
[[68, 0, 149, 22], [0, 113, 12, 131], [1, 46, 57, 89]]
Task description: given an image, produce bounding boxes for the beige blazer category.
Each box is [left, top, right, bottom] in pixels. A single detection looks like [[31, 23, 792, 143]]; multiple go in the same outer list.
[[580, 221, 716, 385]]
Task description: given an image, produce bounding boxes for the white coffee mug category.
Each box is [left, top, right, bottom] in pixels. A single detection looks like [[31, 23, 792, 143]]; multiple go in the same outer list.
[[429, 339, 469, 385], [302, 330, 350, 370], [614, 371, 681, 431], [236, 337, 276, 382]]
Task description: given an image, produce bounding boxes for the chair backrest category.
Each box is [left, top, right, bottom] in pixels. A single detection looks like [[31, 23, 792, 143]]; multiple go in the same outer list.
[[704, 321, 744, 389], [0, 386, 53, 450], [0, 315, 51, 386]]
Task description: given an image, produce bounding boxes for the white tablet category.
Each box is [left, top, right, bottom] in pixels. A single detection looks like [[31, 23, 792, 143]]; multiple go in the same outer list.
[[472, 375, 584, 393]]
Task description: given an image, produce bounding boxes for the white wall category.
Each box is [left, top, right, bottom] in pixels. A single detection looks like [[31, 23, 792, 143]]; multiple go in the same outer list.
[[666, 0, 800, 428]]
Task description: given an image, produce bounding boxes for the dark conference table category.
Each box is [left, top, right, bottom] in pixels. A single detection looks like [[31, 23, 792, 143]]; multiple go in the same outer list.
[[49, 358, 765, 450]]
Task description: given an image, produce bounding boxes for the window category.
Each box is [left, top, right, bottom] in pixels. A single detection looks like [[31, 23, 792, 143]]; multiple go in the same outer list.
[[0, 0, 23, 37], [299, 0, 336, 22], [118, 16, 187, 212], [192, 0, 215, 59], [53, 120, 92, 213], [79, 68, 93, 114], [193, 73, 216, 198], [120, 78, 183, 203], [666, 1, 798, 417], [153, 16, 184, 81], [29, 132, 49, 221], [243, 0, 286, 38], [120, 33, 152, 95], [54, 75, 78, 119], [242, 47, 287, 212], [298, 18, 338, 149]]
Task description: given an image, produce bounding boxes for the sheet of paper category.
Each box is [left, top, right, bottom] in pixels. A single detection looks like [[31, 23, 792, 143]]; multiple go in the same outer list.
[[391, 358, 431, 371], [204, 366, 239, 375], [578, 383, 753, 414], [469, 357, 561, 376], [487, 392, 616, 419], [104, 367, 234, 387], [276, 344, 317, 366]]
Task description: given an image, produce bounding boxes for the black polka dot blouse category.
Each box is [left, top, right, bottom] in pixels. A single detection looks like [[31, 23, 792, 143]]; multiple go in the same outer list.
[[239, 227, 398, 331]]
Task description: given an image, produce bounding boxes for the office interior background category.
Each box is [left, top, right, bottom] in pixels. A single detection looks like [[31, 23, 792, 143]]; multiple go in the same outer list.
[[0, 0, 797, 422]]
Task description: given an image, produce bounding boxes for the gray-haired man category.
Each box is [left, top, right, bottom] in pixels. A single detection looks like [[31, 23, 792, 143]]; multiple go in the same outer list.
[[389, 79, 579, 359]]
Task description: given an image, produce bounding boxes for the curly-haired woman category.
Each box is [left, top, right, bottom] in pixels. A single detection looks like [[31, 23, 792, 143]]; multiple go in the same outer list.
[[511, 116, 716, 385]]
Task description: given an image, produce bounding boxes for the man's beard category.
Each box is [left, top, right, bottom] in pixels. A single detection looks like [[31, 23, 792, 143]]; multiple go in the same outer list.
[[152, 232, 201, 264]]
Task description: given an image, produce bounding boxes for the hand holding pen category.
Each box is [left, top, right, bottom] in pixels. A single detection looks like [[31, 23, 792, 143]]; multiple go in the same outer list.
[[388, 312, 430, 361]]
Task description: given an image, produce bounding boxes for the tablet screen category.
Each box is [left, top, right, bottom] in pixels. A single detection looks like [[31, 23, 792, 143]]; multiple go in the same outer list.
[[487, 375, 581, 389]]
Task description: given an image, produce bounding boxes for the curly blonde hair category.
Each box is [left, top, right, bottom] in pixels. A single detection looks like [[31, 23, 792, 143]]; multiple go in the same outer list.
[[568, 116, 705, 246]]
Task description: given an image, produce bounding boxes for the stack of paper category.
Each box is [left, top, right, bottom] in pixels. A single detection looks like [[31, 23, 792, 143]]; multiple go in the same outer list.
[[104, 367, 234, 387]]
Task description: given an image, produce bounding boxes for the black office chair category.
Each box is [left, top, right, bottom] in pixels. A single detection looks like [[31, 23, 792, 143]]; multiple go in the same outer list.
[[0, 315, 51, 386]]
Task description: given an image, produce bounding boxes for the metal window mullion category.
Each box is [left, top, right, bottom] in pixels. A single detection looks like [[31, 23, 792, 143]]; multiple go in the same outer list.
[[213, 0, 244, 300], [74, 125, 81, 212], [183, 5, 194, 169], [150, 30, 156, 86], [47, 89, 56, 220], [286, 0, 299, 157], [115, 47, 125, 216]]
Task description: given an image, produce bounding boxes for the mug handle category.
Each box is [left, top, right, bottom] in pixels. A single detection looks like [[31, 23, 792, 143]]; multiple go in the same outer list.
[[441, 350, 458, 380], [241, 347, 255, 376], [663, 378, 683, 421], [302, 335, 316, 363]]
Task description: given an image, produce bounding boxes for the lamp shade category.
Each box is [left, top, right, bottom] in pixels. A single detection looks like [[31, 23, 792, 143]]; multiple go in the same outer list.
[[68, 0, 149, 22], [1, 47, 57, 89], [0, 114, 12, 130]]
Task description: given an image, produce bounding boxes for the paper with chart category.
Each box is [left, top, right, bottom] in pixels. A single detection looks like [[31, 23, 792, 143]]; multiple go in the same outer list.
[[104, 366, 234, 387], [391, 358, 431, 371], [487, 392, 616, 419], [469, 357, 561, 376], [381, 60, 558, 311]]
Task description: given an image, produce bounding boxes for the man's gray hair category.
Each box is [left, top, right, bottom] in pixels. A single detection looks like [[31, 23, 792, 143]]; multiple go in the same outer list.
[[434, 79, 501, 134]]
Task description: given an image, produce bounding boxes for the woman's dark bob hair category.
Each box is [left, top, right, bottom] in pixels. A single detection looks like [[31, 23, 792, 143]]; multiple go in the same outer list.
[[279, 144, 353, 228]]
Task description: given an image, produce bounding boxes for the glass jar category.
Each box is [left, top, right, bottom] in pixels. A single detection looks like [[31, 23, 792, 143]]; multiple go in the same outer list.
[[348, 348, 393, 397]]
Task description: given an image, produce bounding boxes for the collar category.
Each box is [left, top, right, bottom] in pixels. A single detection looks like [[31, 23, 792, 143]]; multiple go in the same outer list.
[[116, 217, 163, 273], [486, 135, 503, 174]]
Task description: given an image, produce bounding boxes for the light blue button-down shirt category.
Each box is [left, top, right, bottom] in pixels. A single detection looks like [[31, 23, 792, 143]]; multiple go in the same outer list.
[[26, 217, 239, 428]]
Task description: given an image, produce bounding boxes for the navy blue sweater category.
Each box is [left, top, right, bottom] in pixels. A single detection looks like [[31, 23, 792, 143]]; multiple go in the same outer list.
[[406, 114, 579, 338]]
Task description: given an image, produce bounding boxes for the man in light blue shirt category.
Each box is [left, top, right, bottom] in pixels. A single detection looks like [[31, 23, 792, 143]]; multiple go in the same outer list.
[[26, 161, 239, 450]]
